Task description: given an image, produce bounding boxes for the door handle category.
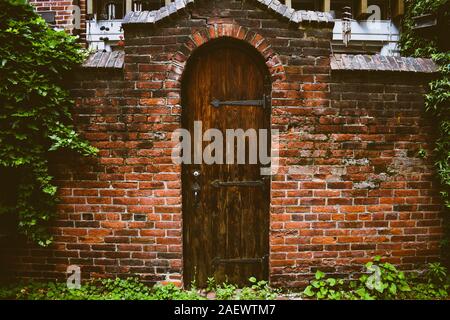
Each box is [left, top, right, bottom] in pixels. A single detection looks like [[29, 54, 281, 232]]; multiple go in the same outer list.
[[192, 181, 200, 207], [192, 170, 201, 207]]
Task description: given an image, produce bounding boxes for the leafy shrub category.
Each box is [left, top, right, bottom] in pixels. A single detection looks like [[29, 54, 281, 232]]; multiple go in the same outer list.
[[205, 276, 279, 300], [407, 263, 449, 300], [213, 281, 238, 300], [400, 0, 450, 265], [408, 282, 449, 300], [425, 53, 450, 263], [303, 270, 352, 300], [151, 283, 204, 300], [205, 276, 236, 300], [303, 257, 449, 300], [400, 0, 448, 58], [1, 278, 149, 300], [0, 0, 97, 246], [206, 276, 217, 293], [0, 278, 204, 300], [0, 276, 279, 300], [427, 262, 448, 285], [1, 262, 447, 300], [238, 277, 280, 300], [352, 256, 412, 300]]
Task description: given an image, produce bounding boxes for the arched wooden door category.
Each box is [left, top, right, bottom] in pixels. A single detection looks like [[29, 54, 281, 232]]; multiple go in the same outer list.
[[181, 39, 271, 288]]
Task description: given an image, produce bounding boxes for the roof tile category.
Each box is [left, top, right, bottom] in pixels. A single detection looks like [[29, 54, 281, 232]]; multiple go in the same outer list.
[[82, 51, 125, 70], [123, 0, 334, 25], [331, 54, 437, 73]]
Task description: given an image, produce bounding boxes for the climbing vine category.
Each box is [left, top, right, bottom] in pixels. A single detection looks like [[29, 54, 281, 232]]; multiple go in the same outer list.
[[0, 0, 97, 246], [400, 0, 450, 262]]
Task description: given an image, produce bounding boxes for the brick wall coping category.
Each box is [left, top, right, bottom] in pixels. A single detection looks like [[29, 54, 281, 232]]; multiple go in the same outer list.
[[82, 51, 125, 69], [331, 54, 438, 73], [81, 52, 438, 73], [123, 0, 334, 26]]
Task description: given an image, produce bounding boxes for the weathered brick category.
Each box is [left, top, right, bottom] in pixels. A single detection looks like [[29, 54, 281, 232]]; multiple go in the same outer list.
[[7, 0, 441, 290]]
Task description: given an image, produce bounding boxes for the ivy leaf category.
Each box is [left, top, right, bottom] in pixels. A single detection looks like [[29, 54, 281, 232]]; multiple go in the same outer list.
[[389, 284, 397, 295], [0, 0, 94, 246], [303, 286, 315, 297], [315, 270, 325, 280], [326, 278, 336, 287]]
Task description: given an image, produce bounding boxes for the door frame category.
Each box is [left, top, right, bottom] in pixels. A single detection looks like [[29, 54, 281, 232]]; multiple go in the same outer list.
[[180, 37, 273, 287]]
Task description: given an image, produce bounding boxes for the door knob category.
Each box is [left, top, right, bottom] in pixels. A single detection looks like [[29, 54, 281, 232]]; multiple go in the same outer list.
[[192, 181, 201, 207], [192, 170, 201, 207]]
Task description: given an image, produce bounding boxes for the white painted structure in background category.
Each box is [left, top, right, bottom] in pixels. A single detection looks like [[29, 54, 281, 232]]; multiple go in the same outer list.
[[85, 0, 401, 55], [86, 18, 401, 55], [333, 20, 400, 56], [87, 19, 123, 52]]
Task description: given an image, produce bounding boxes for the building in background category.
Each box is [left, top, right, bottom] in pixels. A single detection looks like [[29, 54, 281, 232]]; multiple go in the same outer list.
[[29, 1, 405, 54]]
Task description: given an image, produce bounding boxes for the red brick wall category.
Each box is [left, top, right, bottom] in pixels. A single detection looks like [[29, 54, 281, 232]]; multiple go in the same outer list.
[[29, 0, 87, 43], [30, 0, 74, 27], [273, 71, 442, 286], [0, 0, 443, 287]]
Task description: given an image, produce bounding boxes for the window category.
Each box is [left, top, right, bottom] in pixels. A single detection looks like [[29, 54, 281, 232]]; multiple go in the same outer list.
[[96, 0, 124, 20], [132, 1, 143, 11], [93, 0, 167, 20], [106, 2, 117, 19]]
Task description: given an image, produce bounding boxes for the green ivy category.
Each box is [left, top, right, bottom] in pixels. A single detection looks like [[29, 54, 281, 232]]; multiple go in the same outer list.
[[303, 270, 351, 300], [0, 277, 280, 300], [303, 257, 449, 300], [352, 256, 412, 299], [151, 283, 204, 300], [238, 277, 280, 300], [205, 276, 280, 300], [399, 0, 448, 57], [0, 278, 202, 300], [0, 267, 447, 300], [0, 0, 97, 246], [400, 0, 450, 263]]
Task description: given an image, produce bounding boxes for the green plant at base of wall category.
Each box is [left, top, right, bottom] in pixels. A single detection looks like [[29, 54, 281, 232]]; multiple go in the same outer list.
[[0, 277, 280, 300], [206, 277, 280, 300], [303, 257, 449, 300], [0, 262, 447, 300], [0, 0, 97, 246], [400, 0, 450, 264]]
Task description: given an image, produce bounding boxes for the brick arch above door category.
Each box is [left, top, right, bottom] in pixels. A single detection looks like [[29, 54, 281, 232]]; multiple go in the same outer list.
[[167, 23, 288, 86]]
